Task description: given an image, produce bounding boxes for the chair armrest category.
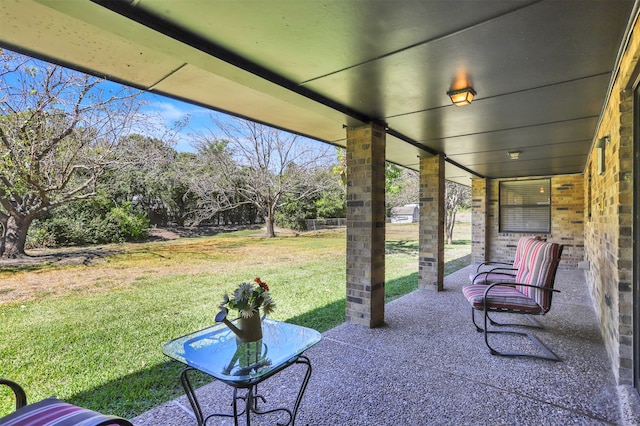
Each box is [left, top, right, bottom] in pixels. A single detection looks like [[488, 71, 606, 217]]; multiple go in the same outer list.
[[484, 281, 561, 295], [487, 266, 517, 274], [471, 270, 517, 285], [0, 378, 27, 410], [475, 261, 513, 273]]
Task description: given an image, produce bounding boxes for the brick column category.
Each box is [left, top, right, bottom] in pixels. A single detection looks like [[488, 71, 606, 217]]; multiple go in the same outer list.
[[345, 122, 386, 327], [471, 178, 488, 264], [418, 154, 445, 291]]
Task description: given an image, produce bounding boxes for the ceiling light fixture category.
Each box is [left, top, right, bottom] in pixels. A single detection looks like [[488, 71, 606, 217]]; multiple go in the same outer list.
[[508, 151, 521, 160], [447, 87, 476, 106]]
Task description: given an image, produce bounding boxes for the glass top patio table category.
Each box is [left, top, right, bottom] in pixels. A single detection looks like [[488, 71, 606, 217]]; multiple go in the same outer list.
[[162, 318, 322, 385]]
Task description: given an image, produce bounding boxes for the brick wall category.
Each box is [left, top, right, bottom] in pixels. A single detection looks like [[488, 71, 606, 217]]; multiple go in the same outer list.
[[471, 174, 584, 270], [582, 15, 639, 385]]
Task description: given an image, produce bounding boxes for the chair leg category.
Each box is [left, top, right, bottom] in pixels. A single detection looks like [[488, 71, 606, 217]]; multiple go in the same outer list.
[[472, 308, 542, 331], [471, 308, 483, 332], [482, 309, 560, 362]]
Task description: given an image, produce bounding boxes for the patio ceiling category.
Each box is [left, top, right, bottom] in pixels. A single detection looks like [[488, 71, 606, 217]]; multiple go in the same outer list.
[[0, 0, 636, 185]]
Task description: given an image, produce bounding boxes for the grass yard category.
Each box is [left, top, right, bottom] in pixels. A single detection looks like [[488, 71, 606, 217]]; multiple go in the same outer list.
[[0, 221, 470, 418]]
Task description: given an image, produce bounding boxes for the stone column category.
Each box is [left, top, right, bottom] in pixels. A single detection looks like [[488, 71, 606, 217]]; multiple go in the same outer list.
[[418, 154, 445, 291], [471, 178, 488, 264], [345, 122, 386, 327]]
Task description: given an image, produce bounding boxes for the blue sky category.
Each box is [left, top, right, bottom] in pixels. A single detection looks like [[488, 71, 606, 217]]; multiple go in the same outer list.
[[139, 90, 331, 155], [139, 91, 228, 153]]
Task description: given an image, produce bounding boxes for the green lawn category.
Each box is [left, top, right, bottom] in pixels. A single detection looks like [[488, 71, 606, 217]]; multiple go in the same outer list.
[[0, 223, 470, 418]]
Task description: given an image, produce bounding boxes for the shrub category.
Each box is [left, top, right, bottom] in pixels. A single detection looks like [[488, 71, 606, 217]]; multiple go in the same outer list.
[[25, 227, 57, 249], [104, 202, 149, 242], [274, 197, 319, 231], [29, 197, 149, 246]]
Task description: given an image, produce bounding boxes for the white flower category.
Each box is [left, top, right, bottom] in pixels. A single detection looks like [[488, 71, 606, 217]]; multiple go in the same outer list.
[[261, 295, 276, 315], [234, 282, 253, 303], [239, 306, 257, 318]]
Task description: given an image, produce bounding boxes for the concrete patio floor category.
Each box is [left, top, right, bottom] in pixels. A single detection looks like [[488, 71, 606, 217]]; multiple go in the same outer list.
[[133, 265, 640, 425]]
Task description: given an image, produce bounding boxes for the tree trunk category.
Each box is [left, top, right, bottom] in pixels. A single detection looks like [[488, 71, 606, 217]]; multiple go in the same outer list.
[[0, 215, 7, 257], [265, 214, 276, 238], [446, 209, 457, 245], [2, 214, 30, 258]]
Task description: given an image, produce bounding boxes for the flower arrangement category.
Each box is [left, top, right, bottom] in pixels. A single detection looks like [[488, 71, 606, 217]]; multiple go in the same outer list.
[[219, 277, 276, 319]]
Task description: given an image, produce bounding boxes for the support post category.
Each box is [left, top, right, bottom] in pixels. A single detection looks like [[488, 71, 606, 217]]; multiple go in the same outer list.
[[471, 178, 489, 264], [345, 122, 386, 327], [418, 154, 445, 291]]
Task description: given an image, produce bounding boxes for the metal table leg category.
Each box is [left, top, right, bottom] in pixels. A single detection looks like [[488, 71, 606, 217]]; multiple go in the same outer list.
[[180, 367, 238, 425]]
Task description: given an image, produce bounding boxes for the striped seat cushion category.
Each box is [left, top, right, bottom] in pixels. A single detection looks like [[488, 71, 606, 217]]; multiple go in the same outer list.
[[462, 284, 544, 314], [0, 397, 128, 426]]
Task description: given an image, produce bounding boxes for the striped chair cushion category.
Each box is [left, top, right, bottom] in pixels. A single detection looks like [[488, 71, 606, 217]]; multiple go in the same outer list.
[[514, 241, 562, 311], [468, 236, 537, 284], [0, 397, 129, 426], [513, 238, 547, 284], [512, 236, 537, 269], [462, 283, 543, 313]]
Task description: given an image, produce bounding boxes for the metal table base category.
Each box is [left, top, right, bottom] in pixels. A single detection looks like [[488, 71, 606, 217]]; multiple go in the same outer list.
[[180, 355, 312, 426]]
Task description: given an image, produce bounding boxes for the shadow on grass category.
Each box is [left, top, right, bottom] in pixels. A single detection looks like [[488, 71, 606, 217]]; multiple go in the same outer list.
[[68, 358, 213, 420], [445, 253, 471, 275], [0, 247, 124, 272], [385, 240, 418, 255]]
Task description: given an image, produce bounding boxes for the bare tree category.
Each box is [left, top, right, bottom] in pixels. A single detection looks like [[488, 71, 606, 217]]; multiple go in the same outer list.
[[0, 51, 145, 258], [191, 117, 335, 237], [445, 181, 471, 244], [386, 167, 419, 211]]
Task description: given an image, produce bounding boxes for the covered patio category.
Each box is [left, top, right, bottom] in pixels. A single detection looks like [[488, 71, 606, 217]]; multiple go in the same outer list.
[[133, 266, 635, 425], [2, 0, 640, 423]]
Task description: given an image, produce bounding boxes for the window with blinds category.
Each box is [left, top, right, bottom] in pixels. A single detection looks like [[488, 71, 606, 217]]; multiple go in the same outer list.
[[499, 179, 551, 233]]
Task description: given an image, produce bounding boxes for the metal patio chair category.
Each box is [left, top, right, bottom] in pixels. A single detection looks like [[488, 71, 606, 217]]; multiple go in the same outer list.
[[462, 240, 564, 361], [0, 378, 133, 426]]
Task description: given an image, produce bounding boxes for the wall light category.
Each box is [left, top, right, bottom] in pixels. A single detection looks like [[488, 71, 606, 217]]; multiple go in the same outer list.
[[447, 87, 476, 106], [508, 151, 521, 160], [596, 135, 609, 175]]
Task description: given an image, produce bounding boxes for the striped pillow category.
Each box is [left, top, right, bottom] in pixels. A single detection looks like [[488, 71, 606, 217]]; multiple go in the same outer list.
[[0, 397, 132, 426]]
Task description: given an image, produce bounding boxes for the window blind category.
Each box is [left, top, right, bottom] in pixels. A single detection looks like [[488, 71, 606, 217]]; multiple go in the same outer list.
[[499, 179, 551, 233]]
